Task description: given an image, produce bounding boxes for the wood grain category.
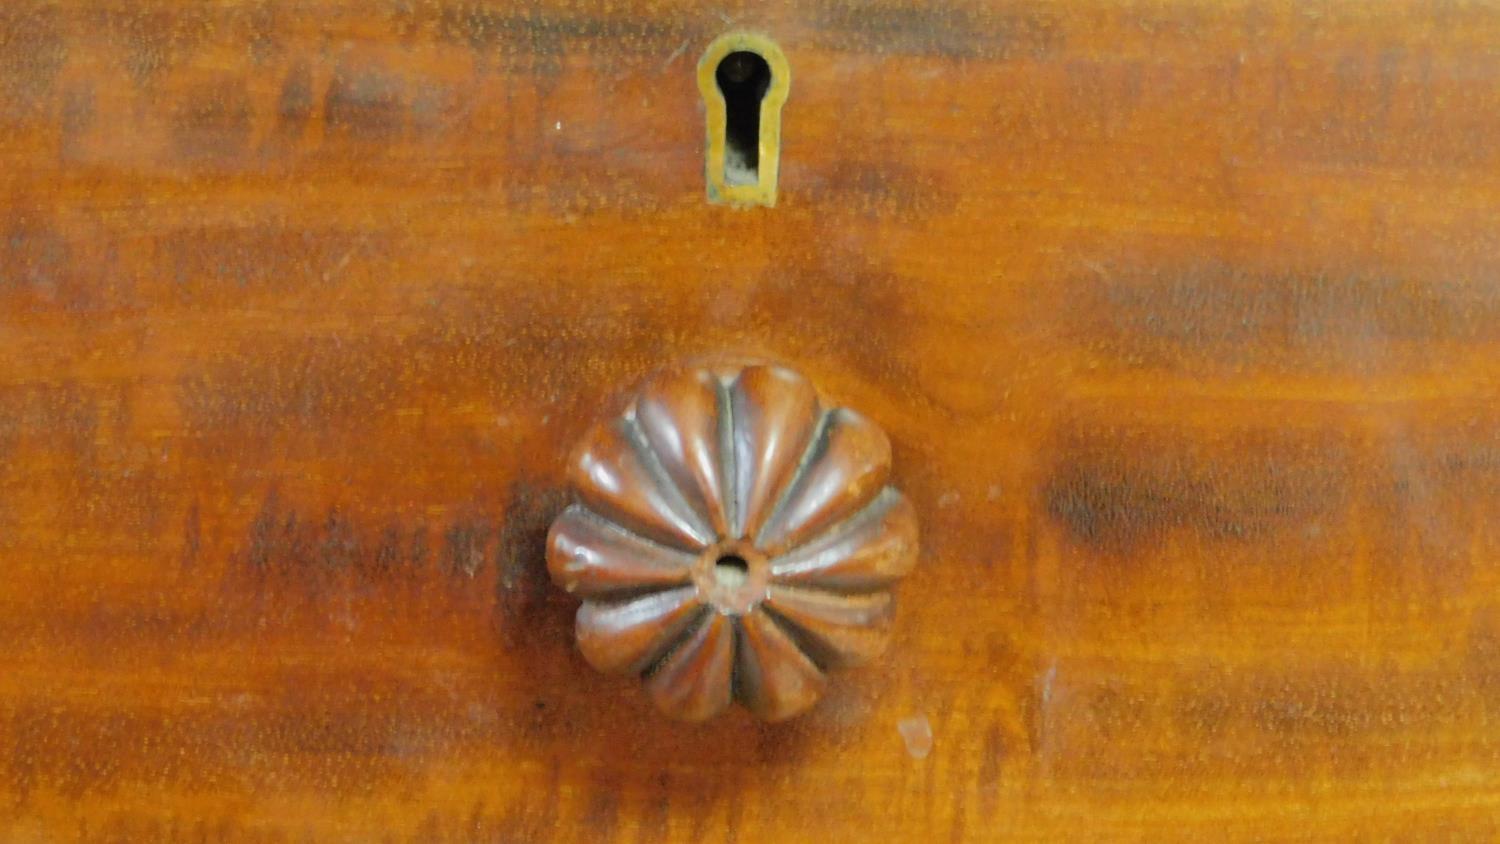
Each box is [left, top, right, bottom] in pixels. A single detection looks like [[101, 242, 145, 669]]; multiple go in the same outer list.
[[3, 0, 1500, 840]]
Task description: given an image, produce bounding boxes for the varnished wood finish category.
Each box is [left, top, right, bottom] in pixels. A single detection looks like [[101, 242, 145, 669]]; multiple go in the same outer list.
[[2, 0, 1500, 839]]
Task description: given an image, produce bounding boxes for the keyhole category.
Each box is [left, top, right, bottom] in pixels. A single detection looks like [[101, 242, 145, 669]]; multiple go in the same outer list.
[[715, 50, 771, 186], [698, 33, 789, 206]]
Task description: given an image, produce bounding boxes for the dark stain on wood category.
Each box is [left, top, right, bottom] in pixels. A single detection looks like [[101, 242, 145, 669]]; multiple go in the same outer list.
[[97, 6, 214, 85], [808, 0, 1061, 59], [1071, 261, 1500, 372], [748, 242, 926, 394], [494, 480, 570, 648], [233, 489, 471, 590], [977, 720, 1007, 818], [60, 83, 97, 157], [325, 60, 408, 140], [276, 59, 315, 132], [1043, 424, 1353, 553], [0, 4, 66, 113], [0, 220, 71, 300], [419, 4, 692, 60]]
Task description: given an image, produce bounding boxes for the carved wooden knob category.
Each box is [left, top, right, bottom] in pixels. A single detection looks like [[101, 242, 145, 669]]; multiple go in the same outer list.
[[547, 364, 920, 722]]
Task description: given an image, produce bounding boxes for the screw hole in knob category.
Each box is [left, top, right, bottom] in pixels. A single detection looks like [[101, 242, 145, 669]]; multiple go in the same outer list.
[[711, 553, 751, 588]]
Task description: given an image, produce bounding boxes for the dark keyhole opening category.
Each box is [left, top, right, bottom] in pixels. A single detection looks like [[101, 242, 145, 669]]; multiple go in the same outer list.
[[716, 50, 771, 186]]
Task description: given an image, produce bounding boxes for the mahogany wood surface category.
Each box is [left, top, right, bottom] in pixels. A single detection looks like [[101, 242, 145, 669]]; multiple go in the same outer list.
[[2, 1, 1499, 840]]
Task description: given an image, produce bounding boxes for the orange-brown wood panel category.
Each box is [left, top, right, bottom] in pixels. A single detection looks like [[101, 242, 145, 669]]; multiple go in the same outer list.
[[3, 0, 1500, 840]]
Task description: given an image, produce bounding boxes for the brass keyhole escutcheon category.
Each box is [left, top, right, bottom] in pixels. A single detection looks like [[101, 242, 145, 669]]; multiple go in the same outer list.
[[698, 33, 790, 207]]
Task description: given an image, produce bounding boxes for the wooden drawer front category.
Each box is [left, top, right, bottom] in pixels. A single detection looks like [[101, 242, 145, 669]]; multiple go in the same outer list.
[[2, 1, 1499, 840]]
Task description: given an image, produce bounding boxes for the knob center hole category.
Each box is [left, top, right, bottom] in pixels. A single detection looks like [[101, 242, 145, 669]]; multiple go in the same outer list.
[[712, 554, 751, 588]]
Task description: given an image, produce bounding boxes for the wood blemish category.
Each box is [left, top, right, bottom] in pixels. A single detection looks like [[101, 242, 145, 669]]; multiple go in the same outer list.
[[325, 62, 407, 139], [1043, 425, 1353, 553], [0, 4, 66, 112], [276, 60, 315, 131], [809, 1, 1061, 59], [1070, 261, 1500, 373]]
